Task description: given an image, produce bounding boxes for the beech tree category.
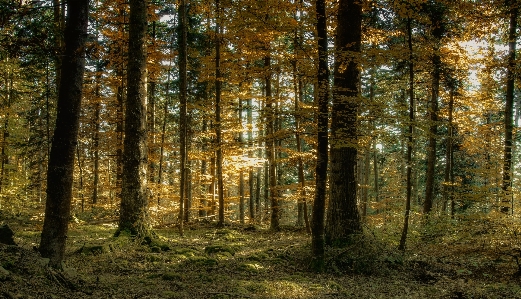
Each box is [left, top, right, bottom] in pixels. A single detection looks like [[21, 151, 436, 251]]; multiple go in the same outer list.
[[39, 0, 89, 268]]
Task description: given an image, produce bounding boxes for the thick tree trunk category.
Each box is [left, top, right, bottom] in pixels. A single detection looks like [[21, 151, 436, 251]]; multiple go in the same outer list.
[[118, 0, 150, 237], [311, 0, 329, 271], [39, 0, 89, 268], [325, 0, 363, 245], [502, 0, 518, 214]]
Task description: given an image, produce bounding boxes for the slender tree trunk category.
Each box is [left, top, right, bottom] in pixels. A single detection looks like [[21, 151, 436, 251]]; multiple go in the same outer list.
[[210, 156, 216, 216], [311, 0, 329, 271], [179, 0, 188, 234], [265, 55, 279, 231], [248, 98, 255, 221], [115, 7, 126, 202], [76, 144, 85, 213], [502, 0, 518, 214], [118, 0, 150, 237], [158, 80, 170, 188], [399, 17, 415, 251], [199, 119, 208, 217], [215, 0, 225, 226], [92, 67, 101, 206], [325, 0, 363, 244], [373, 137, 379, 203], [148, 21, 157, 183], [424, 8, 443, 214], [239, 98, 245, 224], [0, 65, 10, 194], [52, 0, 64, 91], [444, 88, 454, 213], [39, 0, 89, 268]]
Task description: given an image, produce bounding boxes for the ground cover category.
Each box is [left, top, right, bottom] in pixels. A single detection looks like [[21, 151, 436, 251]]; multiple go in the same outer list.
[[1, 213, 521, 298]]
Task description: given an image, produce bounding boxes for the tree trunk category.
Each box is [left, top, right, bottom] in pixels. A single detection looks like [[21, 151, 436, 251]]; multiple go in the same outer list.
[[424, 3, 444, 214], [239, 98, 245, 224], [199, 119, 208, 217], [148, 21, 157, 183], [179, 0, 188, 234], [118, 0, 150, 237], [92, 66, 101, 206], [444, 87, 455, 213], [265, 55, 279, 231], [215, 0, 225, 227], [248, 98, 255, 221], [325, 0, 363, 245], [311, 0, 329, 271], [502, 0, 518, 214], [399, 17, 415, 251], [39, 0, 89, 268]]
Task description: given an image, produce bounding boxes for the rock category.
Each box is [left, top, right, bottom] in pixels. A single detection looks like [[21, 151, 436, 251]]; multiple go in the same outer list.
[[0, 224, 16, 245]]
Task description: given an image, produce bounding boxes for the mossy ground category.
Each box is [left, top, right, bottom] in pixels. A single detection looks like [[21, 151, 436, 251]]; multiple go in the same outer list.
[[1, 215, 521, 298]]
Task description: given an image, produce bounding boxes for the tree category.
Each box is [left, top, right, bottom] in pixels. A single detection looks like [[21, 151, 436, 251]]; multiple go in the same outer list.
[[39, 0, 89, 268], [501, 0, 518, 214], [311, 0, 329, 271], [117, 0, 150, 237], [179, 0, 188, 233], [399, 16, 415, 251], [423, 1, 445, 214], [325, 0, 363, 245]]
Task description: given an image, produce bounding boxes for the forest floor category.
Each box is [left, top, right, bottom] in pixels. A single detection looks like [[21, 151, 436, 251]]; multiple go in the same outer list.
[[1, 211, 521, 298]]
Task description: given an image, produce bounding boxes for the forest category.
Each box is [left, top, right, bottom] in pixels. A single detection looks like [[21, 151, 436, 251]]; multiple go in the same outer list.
[[2, 0, 521, 298]]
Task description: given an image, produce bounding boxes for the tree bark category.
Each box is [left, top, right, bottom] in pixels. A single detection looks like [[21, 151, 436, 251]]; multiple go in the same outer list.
[[424, 3, 444, 214], [399, 17, 415, 251], [443, 87, 454, 214], [265, 55, 279, 231], [502, 0, 518, 214], [311, 0, 329, 271], [325, 0, 363, 245], [239, 98, 245, 224], [92, 65, 102, 206], [118, 0, 150, 237], [39, 0, 89, 268], [215, 0, 225, 227], [179, 0, 188, 233]]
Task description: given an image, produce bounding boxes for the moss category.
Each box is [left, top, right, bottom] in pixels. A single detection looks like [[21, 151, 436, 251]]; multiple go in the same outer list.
[[188, 256, 218, 267], [238, 262, 263, 273], [162, 272, 182, 281], [171, 247, 198, 257], [205, 244, 235, 256]]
